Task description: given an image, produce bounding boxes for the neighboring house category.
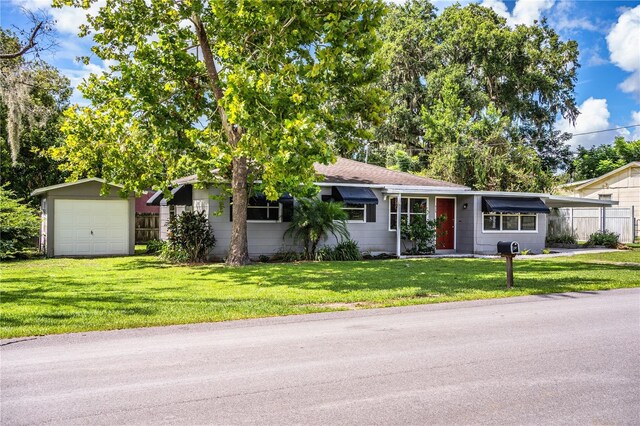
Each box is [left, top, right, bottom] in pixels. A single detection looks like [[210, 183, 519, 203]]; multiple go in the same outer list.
[[559, 162, 640, 211], [149, 158, 614, 258], [557, 162, 639, 242]]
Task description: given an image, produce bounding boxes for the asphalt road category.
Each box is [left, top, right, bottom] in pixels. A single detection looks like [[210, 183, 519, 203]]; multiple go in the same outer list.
[[2, 288, 639, 425]]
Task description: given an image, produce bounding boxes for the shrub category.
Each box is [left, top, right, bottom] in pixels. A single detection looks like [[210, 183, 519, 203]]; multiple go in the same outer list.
[[315, 240, 362, 262], [160, 244, 191, 263], [271, 248, 301, 263], [332, 239, 362, 261], [258, 254, 270, 263], [546, 232, 577, 245], [315, 246, 335, 261], [0, 186, 40, 260], [586, 230, 619, 248], [146, 239, 165, 254], [164, 210, 215, 263], [284, 198, 350, 260], [400, 215, 445, 255]]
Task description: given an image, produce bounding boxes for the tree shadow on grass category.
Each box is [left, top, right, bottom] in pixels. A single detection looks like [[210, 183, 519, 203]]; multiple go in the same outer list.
[[189, 257, 639, 296]]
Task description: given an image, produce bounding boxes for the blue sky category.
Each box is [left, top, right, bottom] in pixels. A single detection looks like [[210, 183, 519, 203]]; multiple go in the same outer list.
[[2, 0, 639, 148]]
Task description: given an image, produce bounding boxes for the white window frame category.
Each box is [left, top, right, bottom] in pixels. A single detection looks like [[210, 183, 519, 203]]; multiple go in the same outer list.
[[482, 213, 538, 233], [342, 203, 366, 223], [388, 197, 429, 231]]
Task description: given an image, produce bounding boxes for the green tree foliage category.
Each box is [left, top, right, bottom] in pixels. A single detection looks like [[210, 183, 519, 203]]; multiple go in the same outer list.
[[372, 0, 435, 153], [572, 137, 640, 180], [370, 1, 579, 189], [284, 198, 350, 260], [0, 185, 40, 259], [0, 29, 71, 204], [422, 79, 551, 191], [52, 0, 386, 265]]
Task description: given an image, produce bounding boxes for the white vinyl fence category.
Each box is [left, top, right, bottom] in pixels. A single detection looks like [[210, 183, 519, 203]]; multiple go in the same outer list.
[[548, 207, 637, 243]]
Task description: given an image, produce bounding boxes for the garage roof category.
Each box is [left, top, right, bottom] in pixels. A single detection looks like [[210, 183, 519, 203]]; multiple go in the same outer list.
[[30, 178, 125, 196]]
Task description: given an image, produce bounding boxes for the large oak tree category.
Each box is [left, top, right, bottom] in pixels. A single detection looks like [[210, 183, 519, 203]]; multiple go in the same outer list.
[[369, 1, 580, 188], [52, 0, 386, 265]]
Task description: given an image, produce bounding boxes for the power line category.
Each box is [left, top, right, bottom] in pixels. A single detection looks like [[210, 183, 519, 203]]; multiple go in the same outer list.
[[571, 124, 640, 137]]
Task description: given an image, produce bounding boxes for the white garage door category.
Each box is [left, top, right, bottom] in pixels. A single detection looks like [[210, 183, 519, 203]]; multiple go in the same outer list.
[[54, 199, 129, 256]]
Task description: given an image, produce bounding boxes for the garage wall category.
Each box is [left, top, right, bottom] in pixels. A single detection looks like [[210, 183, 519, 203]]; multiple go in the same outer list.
[[44, 181, 135, 257]]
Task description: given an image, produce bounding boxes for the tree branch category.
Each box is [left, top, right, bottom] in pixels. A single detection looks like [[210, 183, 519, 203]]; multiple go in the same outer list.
[[191, 12, 242, 146], [0, 21, 44, 60]]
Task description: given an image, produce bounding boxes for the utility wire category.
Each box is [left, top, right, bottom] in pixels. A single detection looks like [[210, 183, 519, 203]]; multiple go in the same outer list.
[[571, 124, 640, 136]]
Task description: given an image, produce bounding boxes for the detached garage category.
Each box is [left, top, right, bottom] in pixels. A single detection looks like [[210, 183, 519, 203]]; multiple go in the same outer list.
[[31, 178, 136, 257]]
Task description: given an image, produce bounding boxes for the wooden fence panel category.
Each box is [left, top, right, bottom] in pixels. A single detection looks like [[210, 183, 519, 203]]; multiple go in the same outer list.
[[135, 213, 159, 243]]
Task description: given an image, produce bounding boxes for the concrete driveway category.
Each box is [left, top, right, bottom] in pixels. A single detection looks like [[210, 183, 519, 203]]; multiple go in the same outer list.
[[2, 288, 639, 425]]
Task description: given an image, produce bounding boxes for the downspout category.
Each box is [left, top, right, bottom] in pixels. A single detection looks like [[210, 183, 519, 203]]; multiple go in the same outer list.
[[396, 194, 402, 258]]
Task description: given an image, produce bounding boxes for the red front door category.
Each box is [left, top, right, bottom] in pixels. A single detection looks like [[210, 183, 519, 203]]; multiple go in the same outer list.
[[436, 198, 455, 250]]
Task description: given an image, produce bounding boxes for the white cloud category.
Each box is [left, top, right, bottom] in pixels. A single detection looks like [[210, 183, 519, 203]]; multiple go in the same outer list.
[[480, 0, 555, 26], [606, 5, 640, 99], [555, 97, 623, 148], [581, 45, 608, 67], [481, 0, 510, 18], [11, 0, 105, 35], [550, 0, 601, 33]]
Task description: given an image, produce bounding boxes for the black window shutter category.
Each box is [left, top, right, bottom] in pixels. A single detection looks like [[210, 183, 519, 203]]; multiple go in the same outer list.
[[281, 201, 294, 222], [366, 204, 376, 222]]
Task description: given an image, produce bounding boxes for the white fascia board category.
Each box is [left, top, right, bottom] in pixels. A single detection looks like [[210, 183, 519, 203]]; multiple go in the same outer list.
[[316, 182, 388, 188], [382, 188, 552, 196], [545, 195, 618, 207], [30, 178, 117, 196]]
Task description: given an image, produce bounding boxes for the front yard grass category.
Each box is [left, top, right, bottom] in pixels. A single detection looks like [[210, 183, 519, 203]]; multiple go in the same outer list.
[[2, 250, 639, 338]]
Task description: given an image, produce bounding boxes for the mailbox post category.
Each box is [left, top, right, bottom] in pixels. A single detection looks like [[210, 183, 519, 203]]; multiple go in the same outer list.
[[497, 241, 519, 288]]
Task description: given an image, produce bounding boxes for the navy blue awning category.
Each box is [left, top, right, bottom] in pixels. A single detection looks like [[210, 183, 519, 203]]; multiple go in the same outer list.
[[147, 184, 193, 206], [332, 186, 378, 205], [482, 197, 550, 214]]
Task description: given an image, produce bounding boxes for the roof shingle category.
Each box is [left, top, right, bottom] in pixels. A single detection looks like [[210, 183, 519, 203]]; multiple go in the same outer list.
[[314, 158, 467, 188]]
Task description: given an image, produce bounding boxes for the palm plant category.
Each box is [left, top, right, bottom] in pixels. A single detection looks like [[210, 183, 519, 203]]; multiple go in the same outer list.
[[284, 198, 350, 260]]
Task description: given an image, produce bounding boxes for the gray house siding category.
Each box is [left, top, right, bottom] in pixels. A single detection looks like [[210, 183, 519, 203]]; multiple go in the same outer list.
[[196, 188, 298, 259], [42, 181, 135, 257], [159, 187, 549, 257], [319, 187, 396, 254], [472, 195, 547, 254], [164, 187, 400, 258]]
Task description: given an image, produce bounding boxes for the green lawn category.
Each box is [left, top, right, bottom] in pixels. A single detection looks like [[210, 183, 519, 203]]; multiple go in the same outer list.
[[1, 251, 639, 338]]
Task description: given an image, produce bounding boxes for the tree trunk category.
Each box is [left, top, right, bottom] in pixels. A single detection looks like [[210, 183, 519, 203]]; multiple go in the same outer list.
[[192, 13, 250, 265], [226, 156, 250, 266]]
